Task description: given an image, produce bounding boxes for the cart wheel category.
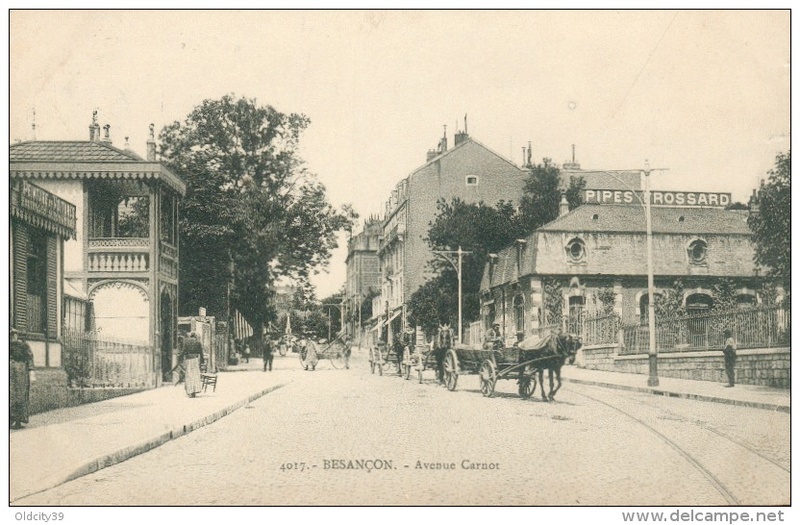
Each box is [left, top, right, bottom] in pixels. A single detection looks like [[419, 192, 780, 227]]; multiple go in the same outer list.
[[518, 376, 535, 399], [479, 360, 497, 398], [330, 351, 344, 370], [444, 350, 458, 391]]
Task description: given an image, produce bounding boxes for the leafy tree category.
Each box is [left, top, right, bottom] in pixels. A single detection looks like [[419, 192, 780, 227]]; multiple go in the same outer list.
[[408, 199, 524, 335], [748, 151, 790, 290], [518, 158, 585, 234], [159, 94, 354, 340]]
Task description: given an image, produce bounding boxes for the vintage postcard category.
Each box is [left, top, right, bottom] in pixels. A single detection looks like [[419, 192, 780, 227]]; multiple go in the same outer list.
[[6, 8, 792, 521]]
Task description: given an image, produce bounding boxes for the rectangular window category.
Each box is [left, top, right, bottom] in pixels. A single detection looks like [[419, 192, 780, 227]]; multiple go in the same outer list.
[[89, 182, 150, 238], [27, 229, 48, 334], [466, 176, 479, 186]]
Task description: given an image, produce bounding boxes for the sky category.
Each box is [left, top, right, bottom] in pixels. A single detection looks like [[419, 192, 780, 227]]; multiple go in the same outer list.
[[7, 9, 791, 299]]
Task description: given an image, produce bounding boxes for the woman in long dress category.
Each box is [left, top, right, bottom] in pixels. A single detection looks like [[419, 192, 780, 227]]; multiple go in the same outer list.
[[10, 328, 34, 429], [304, 338, 319, 371], [182, 332, 204, 397]]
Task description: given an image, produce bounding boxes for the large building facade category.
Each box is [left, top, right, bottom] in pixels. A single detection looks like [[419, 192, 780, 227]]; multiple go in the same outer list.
[[375, 128, 529, 340], [10, 115, 186, 389], [480, 198, 766, 344]]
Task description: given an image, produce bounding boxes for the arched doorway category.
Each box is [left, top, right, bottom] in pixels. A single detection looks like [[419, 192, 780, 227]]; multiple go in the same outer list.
[[161, 290, 174, 382]]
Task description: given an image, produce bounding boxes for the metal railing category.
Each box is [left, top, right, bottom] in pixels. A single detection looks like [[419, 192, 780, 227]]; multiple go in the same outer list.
[[619, 305, 789, 355], [62, 329, 154, 388], [569, 312, 620, 345]]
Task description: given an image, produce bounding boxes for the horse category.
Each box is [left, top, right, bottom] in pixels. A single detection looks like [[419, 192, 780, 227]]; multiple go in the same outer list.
[[433, 324, 454, 385], [533, 333, 581, 401]]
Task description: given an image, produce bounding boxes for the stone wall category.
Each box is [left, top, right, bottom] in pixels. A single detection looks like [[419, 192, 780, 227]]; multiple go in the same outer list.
[[580, 344, 790, 388], [29, 368, 147, 415]]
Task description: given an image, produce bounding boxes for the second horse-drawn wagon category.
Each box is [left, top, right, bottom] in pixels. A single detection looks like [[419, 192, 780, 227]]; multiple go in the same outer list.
[[441, 331, 581, 400]]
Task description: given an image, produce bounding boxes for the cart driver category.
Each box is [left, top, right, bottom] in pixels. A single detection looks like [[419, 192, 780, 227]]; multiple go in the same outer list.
[[483, 323, 503, 350]]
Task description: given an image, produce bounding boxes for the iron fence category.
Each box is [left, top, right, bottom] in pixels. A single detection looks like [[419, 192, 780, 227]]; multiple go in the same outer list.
[[62, 329, 154, 388], [569, 312, 620, 345], [619, 305, 789, 355]]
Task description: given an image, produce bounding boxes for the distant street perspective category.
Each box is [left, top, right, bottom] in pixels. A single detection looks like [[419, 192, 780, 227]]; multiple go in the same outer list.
[[9, 11, 790, 509], [14, 351, 790, 506]]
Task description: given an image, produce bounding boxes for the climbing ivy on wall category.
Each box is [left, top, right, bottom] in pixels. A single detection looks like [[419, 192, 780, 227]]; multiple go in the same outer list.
[[542, 277, 564, 327]]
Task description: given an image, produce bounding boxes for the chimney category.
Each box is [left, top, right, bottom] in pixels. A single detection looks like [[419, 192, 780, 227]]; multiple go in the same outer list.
[[102, 124, 112, 144], [438, 125, 448, 153], [89, 110, 100, 141], [427, 149, 438, 162], [527, 141, 532, 167], [563, 143, 581, 170], [748, 188, 760, 217], [146, 123, 156, 161], [559, 191, 570, 217], [454, 114, 470, 146]]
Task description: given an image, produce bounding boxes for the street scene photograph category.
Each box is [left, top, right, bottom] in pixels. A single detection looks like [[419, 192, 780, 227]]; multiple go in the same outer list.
[[5, 7, 792, 519]]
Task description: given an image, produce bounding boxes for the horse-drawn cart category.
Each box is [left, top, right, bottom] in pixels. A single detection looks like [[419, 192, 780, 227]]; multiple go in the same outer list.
[[443, 333, 581, 400]]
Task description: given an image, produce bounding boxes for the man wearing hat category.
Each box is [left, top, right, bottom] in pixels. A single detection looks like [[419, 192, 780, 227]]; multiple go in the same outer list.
[[10, 328, 35, 429], [722, 329, 737, 387], [483, 323, 503, 350]]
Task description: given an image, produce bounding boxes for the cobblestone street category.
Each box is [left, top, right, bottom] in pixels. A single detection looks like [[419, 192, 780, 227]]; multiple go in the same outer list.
[[16, 350, 790, 506]]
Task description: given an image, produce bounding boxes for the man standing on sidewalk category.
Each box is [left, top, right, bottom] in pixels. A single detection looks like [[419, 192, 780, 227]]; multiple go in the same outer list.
[[723, 329, 737, 387], [263, 336, 274, 372]]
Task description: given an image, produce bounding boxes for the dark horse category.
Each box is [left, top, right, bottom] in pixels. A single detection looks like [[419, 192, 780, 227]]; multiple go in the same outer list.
[[521, 333, 582, 401], [433, 324, 454, 385]]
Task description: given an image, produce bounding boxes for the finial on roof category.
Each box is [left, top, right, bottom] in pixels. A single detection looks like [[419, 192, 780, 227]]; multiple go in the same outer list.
[[149, 123, 155, 140]]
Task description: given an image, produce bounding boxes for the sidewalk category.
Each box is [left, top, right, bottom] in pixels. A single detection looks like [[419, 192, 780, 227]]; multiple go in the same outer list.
[[9, 350, 789, 504], [10, 365, 293, 504], [562, 366, 790, 412]]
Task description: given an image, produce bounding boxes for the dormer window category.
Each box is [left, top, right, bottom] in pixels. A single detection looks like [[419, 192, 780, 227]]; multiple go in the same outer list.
[[566, 238, 586, 262], [688, 239, 708, 264], [466, 175, 479, 186]]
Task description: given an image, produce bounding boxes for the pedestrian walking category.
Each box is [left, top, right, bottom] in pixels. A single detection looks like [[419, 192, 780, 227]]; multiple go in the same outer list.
[[304, 338, 319, 371], [342, 336, 352, 370], [723, 329, 737, 387], [263, 337, 274, 372], [243, 342, 251, 363], [10, 328, 34, 429], [182, 332, 204, 398]]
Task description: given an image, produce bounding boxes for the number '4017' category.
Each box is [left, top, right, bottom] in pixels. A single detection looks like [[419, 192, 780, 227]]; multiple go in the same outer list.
[[280, 462, 306, 472]]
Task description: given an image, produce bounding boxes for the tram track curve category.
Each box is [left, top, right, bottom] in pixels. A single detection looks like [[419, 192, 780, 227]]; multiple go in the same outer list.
[[570, 383, 790, 506]]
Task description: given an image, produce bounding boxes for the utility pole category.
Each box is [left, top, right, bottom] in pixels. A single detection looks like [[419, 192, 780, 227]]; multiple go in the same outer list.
[[432, 246, 472, 344]]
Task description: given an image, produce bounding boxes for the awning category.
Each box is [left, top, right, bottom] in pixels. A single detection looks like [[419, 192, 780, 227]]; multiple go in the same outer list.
[[233, 310, 253, 340]]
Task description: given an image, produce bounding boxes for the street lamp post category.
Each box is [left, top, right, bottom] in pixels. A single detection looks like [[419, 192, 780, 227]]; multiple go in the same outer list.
[[432, 246, 472, 344], [595, 161, 664, 387]]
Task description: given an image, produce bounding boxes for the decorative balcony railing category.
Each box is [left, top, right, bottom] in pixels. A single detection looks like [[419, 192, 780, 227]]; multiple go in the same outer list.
[[88, 252, 149, 272]]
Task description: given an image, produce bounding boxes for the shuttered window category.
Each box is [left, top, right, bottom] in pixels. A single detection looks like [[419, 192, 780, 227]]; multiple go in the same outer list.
[[13, 221, 29, 331], [47, 235, 58, 338]]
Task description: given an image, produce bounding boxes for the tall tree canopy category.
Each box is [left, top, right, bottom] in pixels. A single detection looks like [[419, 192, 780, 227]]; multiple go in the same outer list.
[[518, 158, 585, 233], [159, 94, 354, 335], [748, 151, 790, 290], [408, 199, 524, 335]]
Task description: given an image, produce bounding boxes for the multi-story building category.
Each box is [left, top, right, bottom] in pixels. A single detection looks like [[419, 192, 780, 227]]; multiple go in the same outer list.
[[376, 127, 529, 341], [343, 218, 382, 340], [10, 113, 186, 391]]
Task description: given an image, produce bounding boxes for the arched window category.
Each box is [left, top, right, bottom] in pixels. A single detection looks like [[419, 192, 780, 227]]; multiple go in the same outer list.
[[639, 292, 664, 323]]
